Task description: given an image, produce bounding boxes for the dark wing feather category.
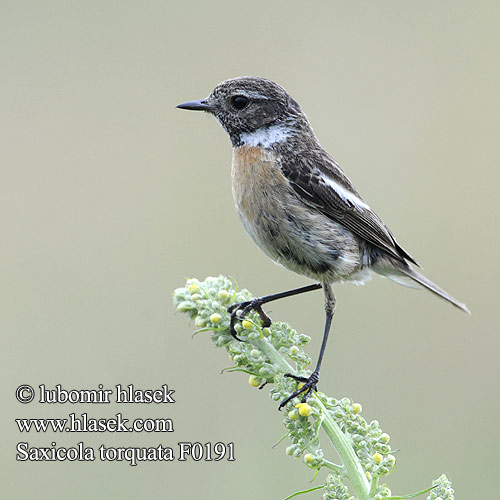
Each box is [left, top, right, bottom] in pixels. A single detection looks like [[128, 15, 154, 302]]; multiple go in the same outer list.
[[280, 155, 420, 267]]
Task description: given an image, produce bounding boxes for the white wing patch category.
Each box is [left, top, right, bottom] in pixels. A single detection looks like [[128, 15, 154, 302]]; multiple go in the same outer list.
[[240, 125, 291, 148], [319, 172, 370, 210]]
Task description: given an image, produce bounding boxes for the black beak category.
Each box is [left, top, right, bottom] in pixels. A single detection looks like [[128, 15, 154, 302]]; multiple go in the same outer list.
[[176, 99, 216, 112]]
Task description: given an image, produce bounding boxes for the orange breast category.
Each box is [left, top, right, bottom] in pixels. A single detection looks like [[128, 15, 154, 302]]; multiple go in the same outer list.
[[231, 146, 287, 218]]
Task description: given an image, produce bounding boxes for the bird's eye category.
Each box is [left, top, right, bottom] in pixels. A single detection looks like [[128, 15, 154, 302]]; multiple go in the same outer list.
[[231, 95, 249, 110]]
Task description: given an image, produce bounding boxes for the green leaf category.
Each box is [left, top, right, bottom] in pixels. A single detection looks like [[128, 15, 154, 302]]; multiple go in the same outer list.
[[385, 484, 437, 499], [282, 485, 324, 500]]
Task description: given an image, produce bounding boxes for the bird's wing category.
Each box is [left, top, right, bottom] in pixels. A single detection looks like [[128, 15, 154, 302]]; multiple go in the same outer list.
[[280, 155, 419, 266]]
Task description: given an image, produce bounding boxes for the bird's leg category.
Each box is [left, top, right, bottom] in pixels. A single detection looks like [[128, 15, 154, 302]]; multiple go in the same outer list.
[[228, 283, 322, 340], [279, 283, 336, 410]]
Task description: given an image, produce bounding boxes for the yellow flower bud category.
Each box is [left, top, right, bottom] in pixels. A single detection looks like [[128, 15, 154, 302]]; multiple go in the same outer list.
[[372, 452, 383, 464], [352, 403, 362, 414], [380, 433, 390, 444], [288, 410, 298, 420], [209, 313, 221, 324], [303, 453, 314, 464], [241, 320, 253, 329], [188, 284, 199, 294], [289, 345, 299, 355], [218, 290, 230, 300], [248, 375, 261, 387], [296, 402, 312, 417]]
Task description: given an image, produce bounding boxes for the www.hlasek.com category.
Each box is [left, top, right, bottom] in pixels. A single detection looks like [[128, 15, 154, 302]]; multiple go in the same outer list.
[[16, 412, 173, 433], [15, 383, 235, 465]]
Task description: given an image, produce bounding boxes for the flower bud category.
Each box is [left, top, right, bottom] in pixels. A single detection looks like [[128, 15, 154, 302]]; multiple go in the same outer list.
[[248, 375, 261, 387], [380, 444, 392, 454], [296, 403, 312, 417], [176, 301, 193, 312], [210, 313, 221, 324], [379, 433, 390, 444]]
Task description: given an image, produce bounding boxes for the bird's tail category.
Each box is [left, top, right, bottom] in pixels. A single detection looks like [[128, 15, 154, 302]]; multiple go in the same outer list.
[[397, 266, 469, 314], [375, 260, 470, 314]]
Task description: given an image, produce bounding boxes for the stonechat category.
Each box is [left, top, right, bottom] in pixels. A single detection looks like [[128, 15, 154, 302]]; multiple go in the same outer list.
[[177, 76, 469, 409]]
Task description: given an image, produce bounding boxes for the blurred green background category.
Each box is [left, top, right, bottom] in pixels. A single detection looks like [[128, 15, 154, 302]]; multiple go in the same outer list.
[[2, 1, 499, 499]]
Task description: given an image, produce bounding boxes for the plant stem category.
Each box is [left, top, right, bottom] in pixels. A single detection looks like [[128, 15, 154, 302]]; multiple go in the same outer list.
[[250, 334, 370, 499], [315, 395, 370, 500], [323, 460, 344, 475], [248, 335, 296, 374]]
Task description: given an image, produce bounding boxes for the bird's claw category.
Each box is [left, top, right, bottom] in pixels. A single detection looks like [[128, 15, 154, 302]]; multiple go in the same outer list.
[[227, 298, 272, 340], [278, 372, 320, 410]]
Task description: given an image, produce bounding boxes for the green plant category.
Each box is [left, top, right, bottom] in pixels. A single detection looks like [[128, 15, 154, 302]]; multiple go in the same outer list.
[[174, 275, 454, 500]]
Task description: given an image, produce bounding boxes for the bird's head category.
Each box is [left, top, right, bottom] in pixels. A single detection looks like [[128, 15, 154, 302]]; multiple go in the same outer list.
[[177, 76, 310, 148]]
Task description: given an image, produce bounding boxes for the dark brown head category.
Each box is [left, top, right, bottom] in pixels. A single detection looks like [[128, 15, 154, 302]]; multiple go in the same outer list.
[[177, 76, 313, 148]]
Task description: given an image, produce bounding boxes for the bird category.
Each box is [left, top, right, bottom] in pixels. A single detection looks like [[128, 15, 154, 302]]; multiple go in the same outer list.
[[176, 76, 469, 410]]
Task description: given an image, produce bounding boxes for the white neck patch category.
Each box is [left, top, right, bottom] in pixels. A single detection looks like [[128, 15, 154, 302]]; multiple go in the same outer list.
[[239, 124, 291, 148]]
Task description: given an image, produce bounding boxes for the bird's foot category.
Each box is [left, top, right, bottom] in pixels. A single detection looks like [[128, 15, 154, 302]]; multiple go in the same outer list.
[[227, 298, 272, 341], [278, 371, 319, 411]]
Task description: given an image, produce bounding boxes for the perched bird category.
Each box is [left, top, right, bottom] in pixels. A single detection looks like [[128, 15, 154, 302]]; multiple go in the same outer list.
[[177, 76, 469, 409]]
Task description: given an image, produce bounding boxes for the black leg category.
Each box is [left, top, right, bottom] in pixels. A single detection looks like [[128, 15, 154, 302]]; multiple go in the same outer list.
[[278, 283, 336, 410], [228, 283, 322, 340]]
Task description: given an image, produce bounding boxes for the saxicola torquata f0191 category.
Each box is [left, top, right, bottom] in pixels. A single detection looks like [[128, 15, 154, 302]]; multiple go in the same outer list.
[[177, 76, 469, 409]]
